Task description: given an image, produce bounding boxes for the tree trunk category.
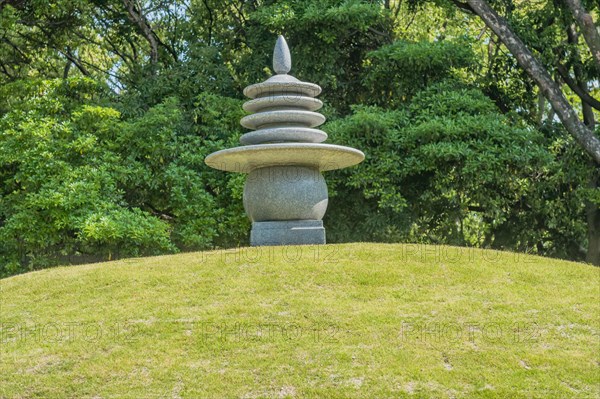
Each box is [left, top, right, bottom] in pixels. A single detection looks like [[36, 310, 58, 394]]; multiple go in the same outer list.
[[582, 94, 599, 267], [465, 0, 600, 165], [563, 0, 600, 70], [583, 107, 599, 266], [123, 0, 159, 66], [63, 60, 71, 79], [537, 91, 545, 125], [586, 170, 600, 266], [566, 23, 599, 265]]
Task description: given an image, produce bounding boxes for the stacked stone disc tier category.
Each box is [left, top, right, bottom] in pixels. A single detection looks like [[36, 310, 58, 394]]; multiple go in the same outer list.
[[205, 35, 364, 246]]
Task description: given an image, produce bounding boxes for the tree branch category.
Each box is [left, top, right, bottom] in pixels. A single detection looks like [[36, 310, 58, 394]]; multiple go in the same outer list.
[[59, 48, 90, 76], [563, 0, 600, 70], [0, 62, 13, 79], [556, 63, 600, 111], [1, 37, 31, 63], [465, 0, 600, 164], [123, 0, 178, 64], [202, 0, 213, 46], [123, 0, 159, 65], [566, 24, 596, 129], [63, 60, 71, 79], [450, 0, 474, 13]]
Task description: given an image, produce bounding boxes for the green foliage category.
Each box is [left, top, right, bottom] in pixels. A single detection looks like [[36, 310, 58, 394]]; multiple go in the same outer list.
[[326, 81, 588, 256], [121, 46, 237, 116], [241, 0, 392, 112], [0, 0, 597, 274], [0, 78, 248, 276], [364, 39, 475, 105]]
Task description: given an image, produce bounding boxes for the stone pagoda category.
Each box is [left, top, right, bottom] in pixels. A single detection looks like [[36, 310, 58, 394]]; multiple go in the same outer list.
[[205, 35, 364, 246]]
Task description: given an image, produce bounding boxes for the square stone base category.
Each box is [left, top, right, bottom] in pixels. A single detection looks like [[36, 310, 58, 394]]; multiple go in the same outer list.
[[250, 220, 326, 246]]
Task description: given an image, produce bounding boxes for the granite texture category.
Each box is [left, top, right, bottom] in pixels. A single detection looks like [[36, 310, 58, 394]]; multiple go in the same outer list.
[[204, 143, 364, 173], [243, 166, 328, 222], [250, 220, 326, 246], [239, 127, 327, 145], [273, 35, 292, 75], [242, 95, 323, 113], [243, 80, 321, 99], [240, 110, 326, 130]]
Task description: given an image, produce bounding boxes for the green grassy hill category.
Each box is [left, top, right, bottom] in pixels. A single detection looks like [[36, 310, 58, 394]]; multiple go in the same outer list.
[[1, 244, 598, 398]]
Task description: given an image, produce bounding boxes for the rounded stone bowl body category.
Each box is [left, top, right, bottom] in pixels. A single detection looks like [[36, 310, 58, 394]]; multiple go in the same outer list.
[[243, 166, 328, 222]]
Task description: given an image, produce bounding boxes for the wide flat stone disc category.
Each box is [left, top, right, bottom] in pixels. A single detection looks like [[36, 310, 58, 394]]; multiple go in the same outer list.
[[205, 143, 365, 173]]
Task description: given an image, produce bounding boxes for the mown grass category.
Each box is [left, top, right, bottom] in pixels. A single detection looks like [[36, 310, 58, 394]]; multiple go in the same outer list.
[[1, 243, 598, 398]]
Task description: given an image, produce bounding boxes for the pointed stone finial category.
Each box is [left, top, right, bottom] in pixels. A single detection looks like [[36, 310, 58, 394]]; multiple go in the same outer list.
[[273, 35, 291, 74]]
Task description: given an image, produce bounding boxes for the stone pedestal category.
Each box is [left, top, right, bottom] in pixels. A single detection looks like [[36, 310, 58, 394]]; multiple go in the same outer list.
[[250, 220, 325, 246]]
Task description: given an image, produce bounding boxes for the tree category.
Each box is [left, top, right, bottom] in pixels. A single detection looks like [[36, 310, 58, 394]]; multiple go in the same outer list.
[[564, 0, 600, 68], [326, 47, 588, 259], [326, 83, 555, 250], [0, 0, 596, 274], [0, 78, 249, 276], [462, 0, 600, 164], [442, 0, 599, 264]]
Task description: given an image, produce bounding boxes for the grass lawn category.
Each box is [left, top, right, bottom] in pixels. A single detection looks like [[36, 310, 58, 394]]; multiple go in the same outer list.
[[1, 243, 598, 398]]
